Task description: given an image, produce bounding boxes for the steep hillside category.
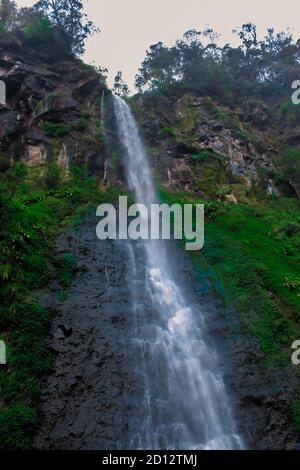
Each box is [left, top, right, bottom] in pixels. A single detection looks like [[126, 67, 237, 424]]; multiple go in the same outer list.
[[132, 90, 298, 201]]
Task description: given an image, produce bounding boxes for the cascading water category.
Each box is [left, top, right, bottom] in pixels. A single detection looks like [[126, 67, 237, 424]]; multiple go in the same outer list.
[[112, 94, 244, 450]]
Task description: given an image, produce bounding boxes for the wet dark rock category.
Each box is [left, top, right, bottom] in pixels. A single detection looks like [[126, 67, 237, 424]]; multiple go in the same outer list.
[[34, 216, 132, 450], [243, 100, 271, 129], [58, 324, 73, 338], [35, 91, 78, 118], [0, 110, 21, 141], [25, 127, 48, 144], [0, 35, 108, 181]]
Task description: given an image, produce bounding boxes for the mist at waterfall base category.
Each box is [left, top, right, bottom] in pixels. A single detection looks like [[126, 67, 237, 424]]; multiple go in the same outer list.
[[100, 94, 244, 450]]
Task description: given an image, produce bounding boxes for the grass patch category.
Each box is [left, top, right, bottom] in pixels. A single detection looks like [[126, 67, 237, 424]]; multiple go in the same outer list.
[[160, 189, 300, 431], [191, 149, 227, 164]]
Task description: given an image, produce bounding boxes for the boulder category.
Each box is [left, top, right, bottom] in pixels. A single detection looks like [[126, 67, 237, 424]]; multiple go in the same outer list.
[[0, 110, 22, 141], [35, 90, 77, 118]]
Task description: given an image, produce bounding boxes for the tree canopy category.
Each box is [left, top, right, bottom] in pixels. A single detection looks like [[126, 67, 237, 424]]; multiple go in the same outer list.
[[0, 0, 99, 57], [34, 0, 99, 56], [135, 24, 300, 105], [0, 0, 18, 31]]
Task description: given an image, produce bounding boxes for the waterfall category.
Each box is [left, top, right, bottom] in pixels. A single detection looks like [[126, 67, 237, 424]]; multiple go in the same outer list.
[[112, 94, 243, 450]]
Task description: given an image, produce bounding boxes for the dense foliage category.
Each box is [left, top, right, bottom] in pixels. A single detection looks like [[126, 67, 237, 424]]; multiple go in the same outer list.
[[34, 0, 99, 56], [0, 163, 119, 449], [136, 24, 300, 106], [0, 0, 98, 56]]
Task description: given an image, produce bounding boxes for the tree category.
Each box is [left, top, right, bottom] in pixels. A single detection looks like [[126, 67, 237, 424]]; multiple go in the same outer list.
[[0, 0, 18, 31], [113, 71, 129, 97], [135, 42, 180, 93], [233, 23, 258, 51], [34, 0, 99, 56], [135, 25, 300, 106]]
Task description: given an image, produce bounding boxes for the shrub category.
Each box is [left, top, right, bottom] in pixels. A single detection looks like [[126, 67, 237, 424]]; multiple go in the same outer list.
[[0, 406, 38, 450], [161, 127, 175, 136], [0, 302, 52, 403], [75, 117, 89, 131], [43, 163, 64, 189], [57, 253, 77, 288], [42, 122, 70, 137], [278, 148, 300, 196]]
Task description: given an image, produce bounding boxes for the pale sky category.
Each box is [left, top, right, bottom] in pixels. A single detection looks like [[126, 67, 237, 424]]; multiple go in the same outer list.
[[16, 0, 300, 91]]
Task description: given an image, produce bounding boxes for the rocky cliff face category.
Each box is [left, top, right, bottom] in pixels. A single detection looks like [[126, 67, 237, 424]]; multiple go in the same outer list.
[[1, 34, 297, 201], [0, 34, 107, 181], [132, 91, 297, 201]]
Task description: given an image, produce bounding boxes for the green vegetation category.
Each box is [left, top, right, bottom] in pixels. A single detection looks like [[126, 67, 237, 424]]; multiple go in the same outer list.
[[136, 24, 300, 109], [55, 254, 77, 302], [75, 117, 90, 132], [0, 1, 99, 57], [191, 149, 226, 164], [0, 162, 121, 449], [42, 122, 70, 137], [56, 253, 77, 288], [162, 190, 300, 348], [0, 406, 38, 450], [200, 202, 300, 358], [43, 162, 64, 189], [160, 189, 300, 427], [0, 302, 52, 404], [278, 101, 300, 126], [161, 127, 175, 137], [25, 17, 52, 40], [279, 148, 300, 196]]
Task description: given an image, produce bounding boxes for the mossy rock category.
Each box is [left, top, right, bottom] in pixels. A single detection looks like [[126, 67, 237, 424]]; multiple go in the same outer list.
[[176, 106, 200, 134], [192, 150, 230, 196], [230, 183, 251, 203]]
